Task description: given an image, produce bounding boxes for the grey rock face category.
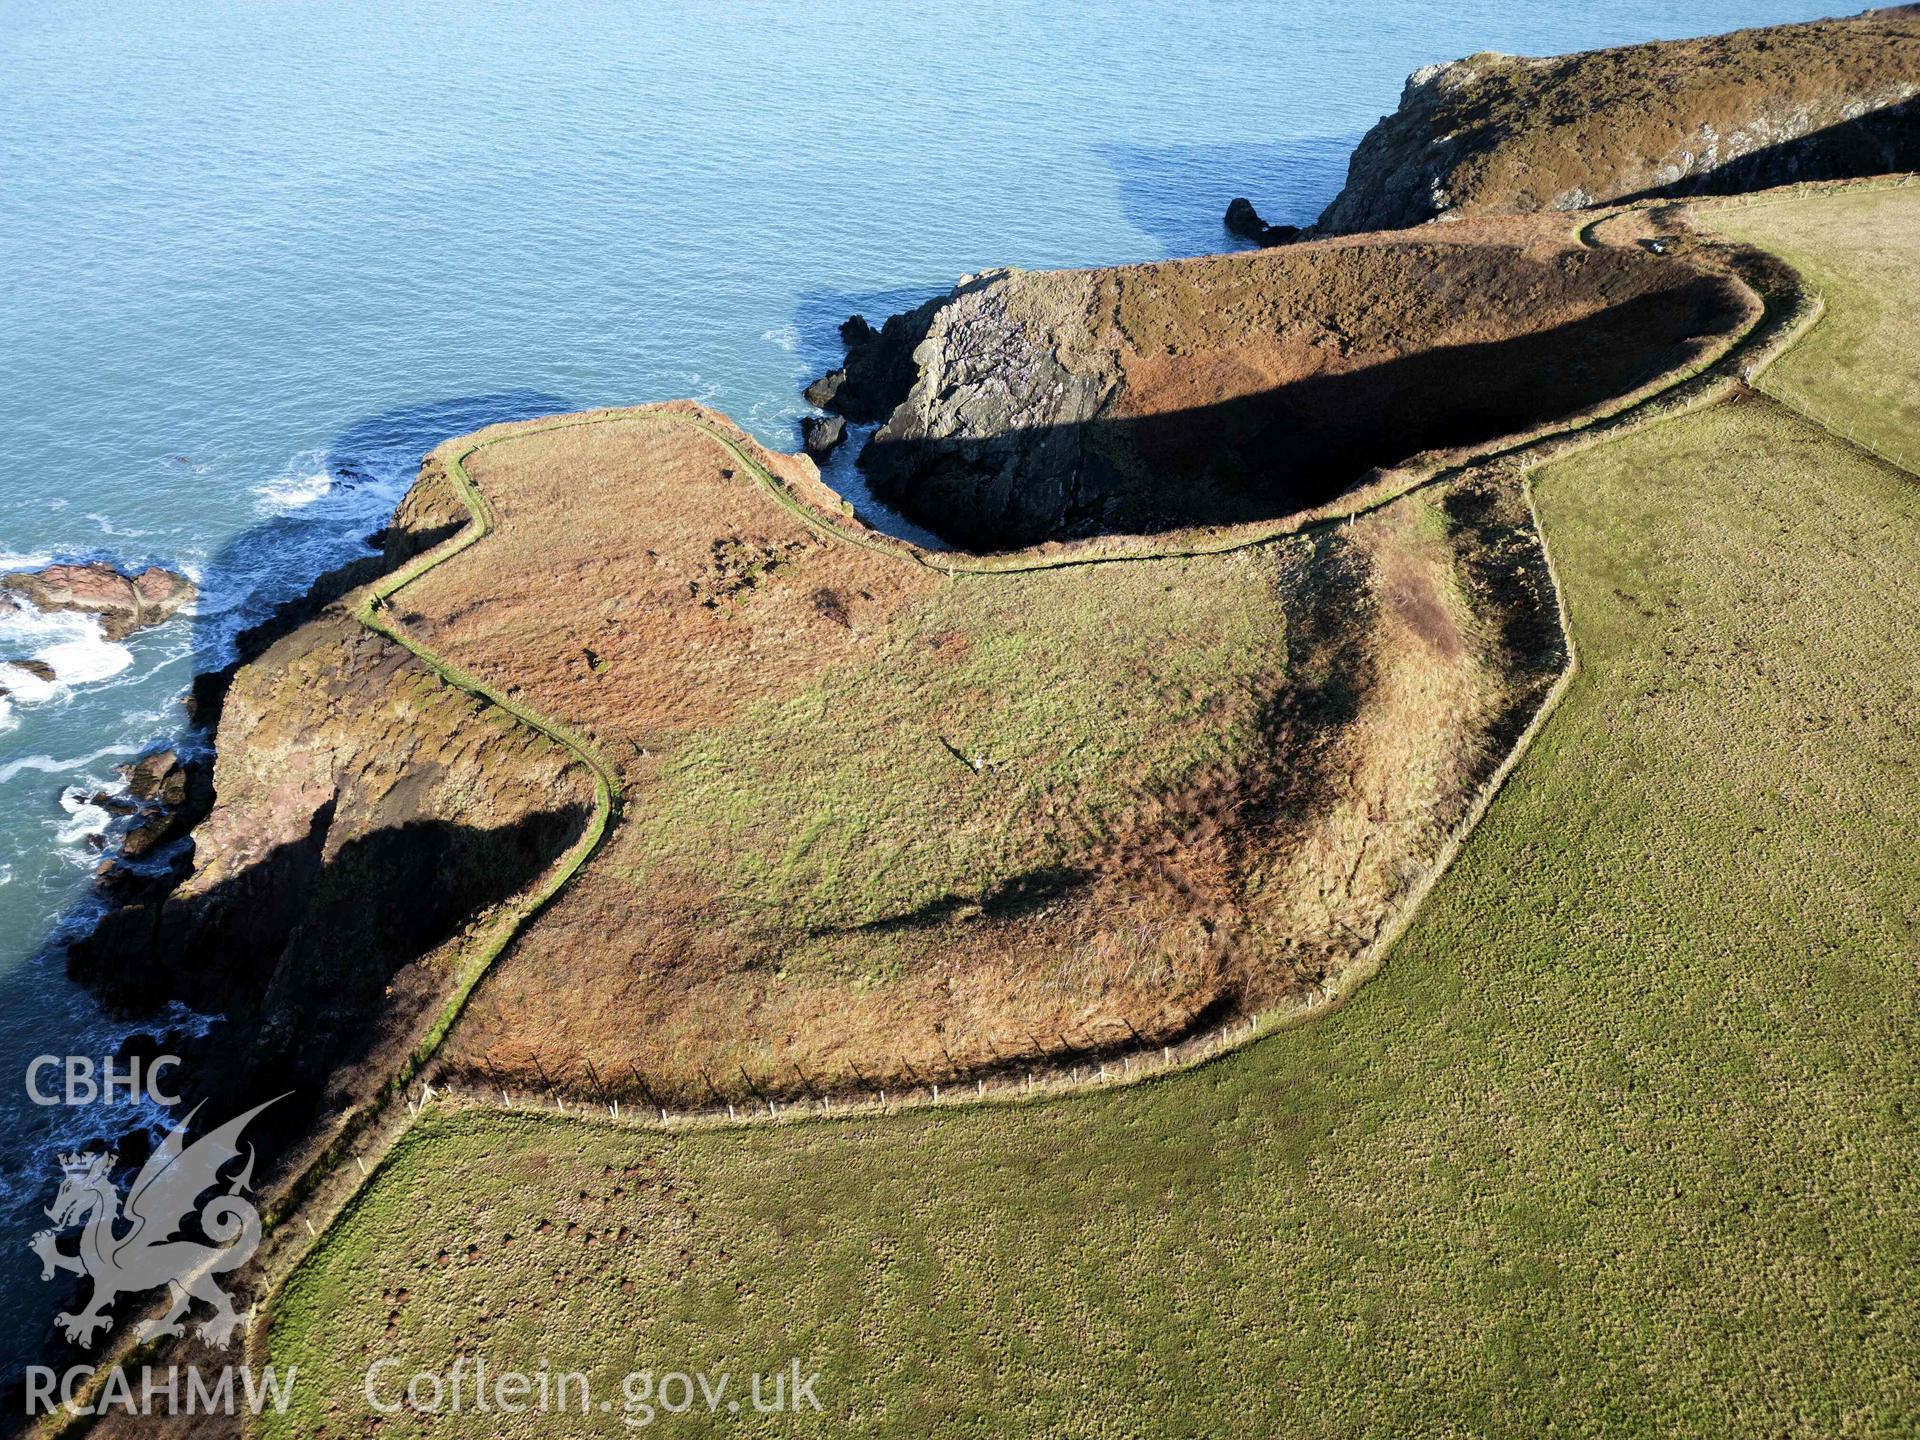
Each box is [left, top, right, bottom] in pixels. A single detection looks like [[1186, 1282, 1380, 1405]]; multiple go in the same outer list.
[[858, 271, 1121, 551], [803, 298, 945, 424], [1314, 58, 1489, 234]]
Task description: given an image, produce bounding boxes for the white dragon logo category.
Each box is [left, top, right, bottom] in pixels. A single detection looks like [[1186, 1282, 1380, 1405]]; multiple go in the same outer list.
[[29, 1097, 280, 1349]]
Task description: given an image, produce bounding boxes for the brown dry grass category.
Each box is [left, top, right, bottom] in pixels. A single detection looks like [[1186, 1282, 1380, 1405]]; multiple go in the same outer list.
[[368, 403, 1565, 1105], [1093, 224, 1745, 530], [1317, 8, 1920, 230]]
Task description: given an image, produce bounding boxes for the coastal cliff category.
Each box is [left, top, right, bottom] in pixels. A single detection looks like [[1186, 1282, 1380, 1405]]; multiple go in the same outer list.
[[52, 8, 1893, 1153], [851, 224, 1746, 550], [1315, 7, 1920, 233], [70, 458, 594, 1119]]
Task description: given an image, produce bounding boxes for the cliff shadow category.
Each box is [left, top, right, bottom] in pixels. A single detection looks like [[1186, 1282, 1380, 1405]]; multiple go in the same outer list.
[[1095, 135, 1359, 256], [9, 803, 582, 1403], [859, 280, 1743, 551], [103, 386, 593, 1080], [0, 392, 584, 1382], [1614, 96, 1920, 205], [68, 805, 590, 1139]]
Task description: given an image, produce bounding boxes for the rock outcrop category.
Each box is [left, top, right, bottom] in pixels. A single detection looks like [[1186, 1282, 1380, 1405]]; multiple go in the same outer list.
[[856, 224, 1750, 550], [0, 658, 56, 698], [108, 747, 212, 863], [802, 301, 943, 423], [1224, 197, 1301, 247], [800, 413, 847, 460], [1315, 8, 1920, 233], [123, 748, 190, 806], [1, 561, 195, 640]]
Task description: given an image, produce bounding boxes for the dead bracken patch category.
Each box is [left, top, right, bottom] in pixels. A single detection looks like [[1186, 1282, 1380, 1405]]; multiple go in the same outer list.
[[394, 398, 1568, 1107]]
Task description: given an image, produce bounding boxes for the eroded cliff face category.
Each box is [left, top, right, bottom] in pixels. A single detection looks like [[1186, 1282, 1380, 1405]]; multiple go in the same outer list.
[[1315, 8, 1920, 234], [855, 224, 1749, 550], [70, 458, 593, 1116]]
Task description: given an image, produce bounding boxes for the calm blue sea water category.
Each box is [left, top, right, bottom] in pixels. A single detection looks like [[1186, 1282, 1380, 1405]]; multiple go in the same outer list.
[[0, 0, 1837, 1373]]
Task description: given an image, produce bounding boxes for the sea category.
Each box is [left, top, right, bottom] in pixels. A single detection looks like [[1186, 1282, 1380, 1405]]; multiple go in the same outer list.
[[0, 0, 1838, 1375]]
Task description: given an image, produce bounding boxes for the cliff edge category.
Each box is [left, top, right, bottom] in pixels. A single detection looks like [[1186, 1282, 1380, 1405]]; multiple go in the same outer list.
[[855, 220, 1748, 550], [1315, 7, 1920, 233]]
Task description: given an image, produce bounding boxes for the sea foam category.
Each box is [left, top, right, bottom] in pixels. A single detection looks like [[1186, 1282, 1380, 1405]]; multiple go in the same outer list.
[[0, 601, 135, 699], [252, 449, 334, 513], [54, 787, 110, 848]]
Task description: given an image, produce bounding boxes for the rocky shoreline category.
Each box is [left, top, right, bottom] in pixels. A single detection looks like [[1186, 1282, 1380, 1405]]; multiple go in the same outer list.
[[23, 13, 1920, 1402]]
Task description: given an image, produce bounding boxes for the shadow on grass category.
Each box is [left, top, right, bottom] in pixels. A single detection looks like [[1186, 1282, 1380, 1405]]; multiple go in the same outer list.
[[859, 281, 1744, 550]]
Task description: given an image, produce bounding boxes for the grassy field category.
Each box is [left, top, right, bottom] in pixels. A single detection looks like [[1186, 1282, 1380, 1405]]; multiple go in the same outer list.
[[268, 406, 1920, 1438], [630, 544, 1293, 938], [264, 190, 1920, 1438], [415, 406, 1549, 1100], [1709, 183, 1920, 470]]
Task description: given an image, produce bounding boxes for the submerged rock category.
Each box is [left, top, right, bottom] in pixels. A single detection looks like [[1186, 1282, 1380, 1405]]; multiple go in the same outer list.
[[1, 561, 195, 640]]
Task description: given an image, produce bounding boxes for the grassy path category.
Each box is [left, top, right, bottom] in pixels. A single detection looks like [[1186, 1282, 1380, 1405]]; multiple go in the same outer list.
[[351, 433, 624, 1086]]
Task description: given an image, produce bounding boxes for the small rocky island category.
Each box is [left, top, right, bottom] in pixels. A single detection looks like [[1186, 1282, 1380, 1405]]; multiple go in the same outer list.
[[2, 560, 195, 641], [0, 561, 195, 706]]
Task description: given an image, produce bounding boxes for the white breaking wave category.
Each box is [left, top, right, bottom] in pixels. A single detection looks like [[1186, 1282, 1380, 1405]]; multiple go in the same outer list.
[[252, 449, 333, 513], [54, 787, 110, 848], [0, 602, 134, 700], [36, 632, 133, 685], [85, 512, 153, 540], [0, 744, 138, 787], [0, 663, 56, 705], [761, 323, 800, 352]]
